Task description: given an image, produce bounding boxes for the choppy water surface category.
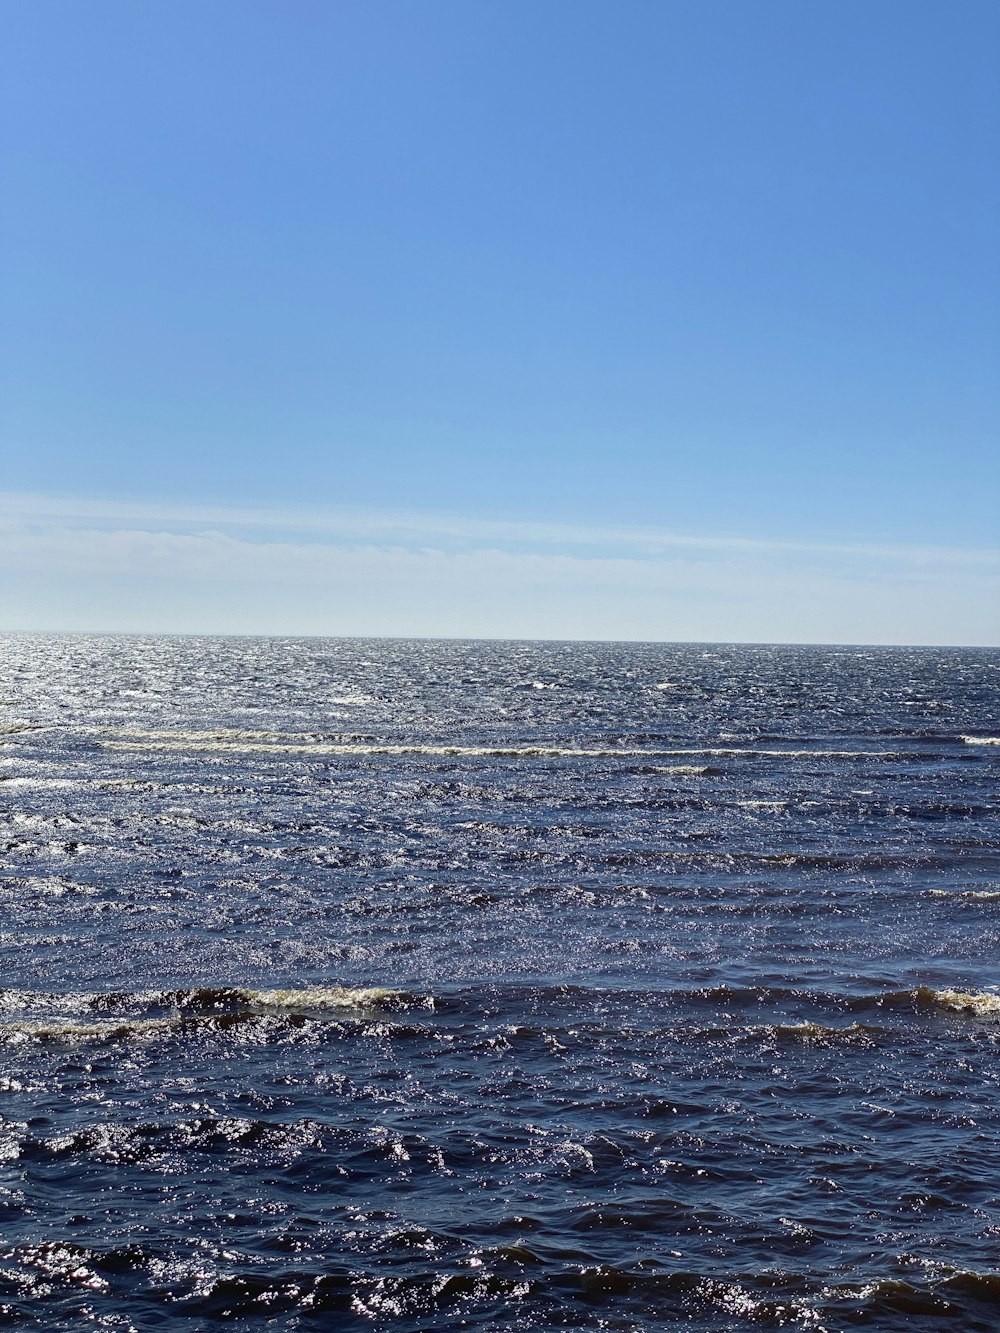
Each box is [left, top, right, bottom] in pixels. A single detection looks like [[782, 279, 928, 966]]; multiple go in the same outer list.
[[1, 636, 999, 1332]]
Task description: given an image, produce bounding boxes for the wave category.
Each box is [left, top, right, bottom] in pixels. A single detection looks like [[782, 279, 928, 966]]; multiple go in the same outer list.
[[928, 889, 1000, 901], [247, 985, 400, 1009], [115, 984, 409, 1013], [4, 1239, 999, 1325], [0, 984, 413, 1043], [767, 1019, 883, 1045], [829, 985, 1000, 1019], [651, 765, 711, 774], [3, 979, 996, 1046], [961, 735, 1000, 745], [676, 1018, 884, 1046], [921, 987, 1000, 1017], [821, 1270, 1000, 1313], [99, 729, 913, 761], [679, 983, 1000, 1022], [0, 722, 46, 737], [1, 1016, 182, 1043]]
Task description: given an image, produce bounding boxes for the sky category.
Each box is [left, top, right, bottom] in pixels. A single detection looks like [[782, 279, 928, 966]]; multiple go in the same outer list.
[[1, 0, 997, 643]]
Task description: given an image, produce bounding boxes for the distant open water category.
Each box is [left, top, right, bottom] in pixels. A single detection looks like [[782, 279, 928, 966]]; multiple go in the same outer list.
[[1, 635, 999, 1332]]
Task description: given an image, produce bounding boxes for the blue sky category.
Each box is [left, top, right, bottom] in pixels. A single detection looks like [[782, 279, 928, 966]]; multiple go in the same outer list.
[[2, 0, 997, 641]]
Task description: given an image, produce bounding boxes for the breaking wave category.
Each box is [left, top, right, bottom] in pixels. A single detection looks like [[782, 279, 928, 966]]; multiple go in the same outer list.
[[928, 889, 1000, 901], [98, 728, 911, 761], [0, 984, 414, 1043], [922, 987, 1000, 1017], [5, 981, 998, 1046]]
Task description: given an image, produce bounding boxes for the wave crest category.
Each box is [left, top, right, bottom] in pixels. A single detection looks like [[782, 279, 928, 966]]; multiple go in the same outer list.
[[922, 987, 1000, 1017], [0, 983, 411, 1043]]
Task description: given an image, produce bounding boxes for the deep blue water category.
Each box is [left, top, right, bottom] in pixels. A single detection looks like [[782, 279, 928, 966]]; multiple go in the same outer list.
[[1, 636, 999, 1331]]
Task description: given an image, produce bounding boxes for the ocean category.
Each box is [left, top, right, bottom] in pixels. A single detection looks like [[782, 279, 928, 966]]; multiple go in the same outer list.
[[1, 635, 998, 1331]]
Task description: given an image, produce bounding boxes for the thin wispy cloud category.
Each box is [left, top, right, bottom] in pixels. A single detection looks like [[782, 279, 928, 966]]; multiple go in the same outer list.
[[2, 491, 997, 568]]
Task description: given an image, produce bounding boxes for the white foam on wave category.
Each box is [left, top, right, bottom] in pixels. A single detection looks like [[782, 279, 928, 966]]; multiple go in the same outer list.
[[0, 983, 405, 1037], [930, 988, 1000, 1017], [0, 1016, 180, 1044], [928, 890, 1000, 901], [246, 986, 398, 1009], [99, 729, 907, 761], [106, 727, 342, 745], [961, 735, 1000, 746]]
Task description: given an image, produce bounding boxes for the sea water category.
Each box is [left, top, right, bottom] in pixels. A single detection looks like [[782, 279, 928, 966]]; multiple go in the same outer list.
[[1, 635, 998, 1331]]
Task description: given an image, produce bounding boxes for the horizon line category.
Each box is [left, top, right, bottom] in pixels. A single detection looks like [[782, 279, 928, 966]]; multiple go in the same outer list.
[[1, 628, 995, 651]]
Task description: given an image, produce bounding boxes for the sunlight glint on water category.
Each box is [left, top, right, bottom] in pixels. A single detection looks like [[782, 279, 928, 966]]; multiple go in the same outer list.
[[1, 636, 998, 1331]]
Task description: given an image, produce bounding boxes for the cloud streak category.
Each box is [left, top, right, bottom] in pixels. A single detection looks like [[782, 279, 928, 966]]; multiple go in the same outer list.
[[2, 490, 997, 567]]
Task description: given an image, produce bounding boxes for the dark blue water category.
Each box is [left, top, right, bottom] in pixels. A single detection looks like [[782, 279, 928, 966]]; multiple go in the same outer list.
[[1, 636, 999, 1331]]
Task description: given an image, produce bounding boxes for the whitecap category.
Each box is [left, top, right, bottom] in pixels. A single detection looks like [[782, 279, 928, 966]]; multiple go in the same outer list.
[[247, 986, 399, 1009], [928, 890, 1000, 901], [929, 988, 1000, 1017], [0, 1016, 180, 1044], [99, 730, 907, 761]]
